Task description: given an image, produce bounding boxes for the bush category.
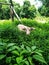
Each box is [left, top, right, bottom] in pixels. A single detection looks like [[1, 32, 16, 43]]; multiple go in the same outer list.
[[38, 5, 49, 17], [0, 19, 49, 65], [0, 42, 47, 65]]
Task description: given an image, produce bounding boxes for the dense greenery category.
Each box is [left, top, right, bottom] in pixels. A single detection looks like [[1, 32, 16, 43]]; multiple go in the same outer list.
[[38, 0, 49, 16], [0, 0, 49, 65], [0, 42, 47, 65], [20, 0, 36, 18], [0, 0, 10, 19], [0, 0, 49, 19], [0, 19, 49, 65], [0, 0, 36, 19]]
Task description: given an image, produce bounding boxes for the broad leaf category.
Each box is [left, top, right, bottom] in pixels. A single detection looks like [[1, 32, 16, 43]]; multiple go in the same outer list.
[[34, 52, 42, 56], [7, 46, 16, 52], [6, 57, 11, 63], [33, 55, 47, 64], [0, 55, 6, 60], [0, 42, 5, 46], [20, 50, 28, 55], [16, 56, 23, 64], [24, 60, 29, 65], [7, 43, 15, 48], [26, 46, 31, 52], [12, 50, 19, 56], [34, 49, 43, 53], [31, 46, 36, 51], [28, 57, 34, 65], [15, 46, 21, 52]]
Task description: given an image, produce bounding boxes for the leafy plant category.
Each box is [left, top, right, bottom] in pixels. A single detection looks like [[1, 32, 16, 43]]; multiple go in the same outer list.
[[11, 45, 47, 65], [0, 19, 49, 65], [0, 42, 47, 65]]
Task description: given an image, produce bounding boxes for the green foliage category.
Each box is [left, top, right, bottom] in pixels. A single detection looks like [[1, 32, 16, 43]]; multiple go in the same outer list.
[[28, 5, 36, 18], [2, 5, 10, 19], [0, 0, 10, 19], [40, 0, 49, 7], [0, 0, 36, 19], [0, 19, 49, 65], [20, 0, 36, 18], [33, 55, 46, 64], [0, 42, 16, 64], [38, 5, 49, 16], [0, 0, 6, 2], [0, 41, 47, 65], [14, 3, 21, 16], [20, 0, 31, 18], [0, 55, 6, 60], [39, 0, 49, 16], [6, 57, 11, 63]]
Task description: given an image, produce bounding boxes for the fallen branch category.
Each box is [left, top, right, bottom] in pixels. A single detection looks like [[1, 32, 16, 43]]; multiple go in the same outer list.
[[11, 6, 22, 22]]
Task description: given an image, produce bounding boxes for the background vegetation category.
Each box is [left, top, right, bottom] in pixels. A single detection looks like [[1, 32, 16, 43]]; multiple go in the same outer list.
[[0, 0, 49, 65], [0, 19, 49, 65]]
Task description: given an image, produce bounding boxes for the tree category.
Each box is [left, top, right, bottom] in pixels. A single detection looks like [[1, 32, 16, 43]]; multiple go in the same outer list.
[[0, 0, 10, 19], [20, 0, 36, 18], [39, 0, 49, 16], [40, 0, 49, 7], [2, 5, 10, 19], [0, 0, 6, 2], [20, 0, 31, 18], [14, 3, 21, 17], [28, 5, 36, 18]]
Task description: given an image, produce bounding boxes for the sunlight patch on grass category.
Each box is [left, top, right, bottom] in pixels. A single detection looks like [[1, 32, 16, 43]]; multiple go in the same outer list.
[[35, 16, 49, 23], [0, 19, 12, 25]]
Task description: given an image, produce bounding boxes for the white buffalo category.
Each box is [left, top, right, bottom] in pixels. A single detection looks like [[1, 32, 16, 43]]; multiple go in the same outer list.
[[17, 24, 35, 35]]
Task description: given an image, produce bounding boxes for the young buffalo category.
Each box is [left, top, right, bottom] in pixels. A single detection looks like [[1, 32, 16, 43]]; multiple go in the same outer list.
[[17, 24, 35, 35]]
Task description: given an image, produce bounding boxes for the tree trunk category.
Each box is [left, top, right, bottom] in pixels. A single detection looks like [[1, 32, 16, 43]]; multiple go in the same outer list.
[[9, 0, 14, 21]]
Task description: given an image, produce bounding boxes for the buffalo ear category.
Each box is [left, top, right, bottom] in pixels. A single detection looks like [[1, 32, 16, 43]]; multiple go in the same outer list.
[[31, 27, 35, 30]]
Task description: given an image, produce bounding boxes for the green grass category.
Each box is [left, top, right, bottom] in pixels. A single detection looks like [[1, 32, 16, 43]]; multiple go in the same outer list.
[[35, 16, 49, 23]]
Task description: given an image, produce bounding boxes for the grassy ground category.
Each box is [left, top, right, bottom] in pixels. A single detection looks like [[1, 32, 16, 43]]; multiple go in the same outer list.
[[0, 16, 49, 23], [34, 16, 49, 23]]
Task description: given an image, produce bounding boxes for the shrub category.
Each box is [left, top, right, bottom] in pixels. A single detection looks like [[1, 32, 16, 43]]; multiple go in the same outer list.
[[0, 42, 47, 65], [0, 19, 49, 65]]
